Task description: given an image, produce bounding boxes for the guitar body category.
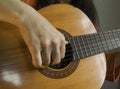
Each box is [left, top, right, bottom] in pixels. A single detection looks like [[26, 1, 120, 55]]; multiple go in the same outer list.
[[0, 4, 106, 89]]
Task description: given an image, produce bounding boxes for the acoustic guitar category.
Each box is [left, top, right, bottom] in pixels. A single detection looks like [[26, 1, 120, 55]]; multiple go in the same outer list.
[[1, 4, 119, 89]]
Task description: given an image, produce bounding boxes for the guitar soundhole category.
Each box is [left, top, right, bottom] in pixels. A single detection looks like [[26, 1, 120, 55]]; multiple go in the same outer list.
[[49, 44, 73, 69], [38, 29, 80, 79]]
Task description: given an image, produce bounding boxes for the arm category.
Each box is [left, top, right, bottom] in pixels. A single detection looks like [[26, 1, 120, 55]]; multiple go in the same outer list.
[[0, 0, 66, 68]]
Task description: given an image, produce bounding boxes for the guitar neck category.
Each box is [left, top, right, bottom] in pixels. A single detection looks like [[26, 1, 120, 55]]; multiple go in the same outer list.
[[68, 29, 120, 60]]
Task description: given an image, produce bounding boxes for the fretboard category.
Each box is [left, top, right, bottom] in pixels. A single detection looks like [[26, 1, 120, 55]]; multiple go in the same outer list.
[[68, 29, 120, 60]]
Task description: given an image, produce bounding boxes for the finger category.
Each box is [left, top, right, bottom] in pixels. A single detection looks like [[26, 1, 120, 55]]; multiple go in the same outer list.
[[60, 40, 68, 59], [60, 41, 66, 59], [65, 41, 69, 44], [41, 47, 51, 67], [40, 40, 51, 67], [51, 45, 61, 65], [30, 47, 43, 68]]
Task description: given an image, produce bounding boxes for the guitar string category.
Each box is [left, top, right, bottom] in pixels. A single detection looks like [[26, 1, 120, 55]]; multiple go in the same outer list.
[[0, 38, 119, 61], [0, 30, 120, 62], [0, 39, 119, 61], [66, 30, 120, 59]]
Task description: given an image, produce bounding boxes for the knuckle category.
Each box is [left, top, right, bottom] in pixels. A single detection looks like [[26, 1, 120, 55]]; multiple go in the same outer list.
[[41, 40, 51, 48], [61, 37, 66, 44], [60, 33, 65, 39], [52, 39, 59, 46], [61, 35, 65, 41]]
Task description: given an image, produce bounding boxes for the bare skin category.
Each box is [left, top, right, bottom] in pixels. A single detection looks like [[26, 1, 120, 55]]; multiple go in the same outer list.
[[0, 0, 67, 68]]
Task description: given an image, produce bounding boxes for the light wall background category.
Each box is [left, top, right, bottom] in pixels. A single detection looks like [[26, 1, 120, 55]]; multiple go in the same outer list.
[[93, 0, 120, 31]]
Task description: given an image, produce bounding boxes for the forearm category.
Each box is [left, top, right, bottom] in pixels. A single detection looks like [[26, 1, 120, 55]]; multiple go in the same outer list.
[[0, 0, 29, 27], [0, 0, 32, 19], [0, 0, 52, 29]]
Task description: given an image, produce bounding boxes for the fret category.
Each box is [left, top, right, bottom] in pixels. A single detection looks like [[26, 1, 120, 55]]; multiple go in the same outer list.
[[72, 37, 81, 59], [107, 31, 115, 49], [75, 36, 84, 59], [117, 38, 120, 47], [73, 37, 80, 59], [68, 38, 79, 60], [83, 34, 92, 57], [83, 33, 100, 56], [89, 33, 98, 55], [117, 30, 120, 46], [95, 34, 102, 53], [101, 32, 109, 51], [102, 31, 116, 51], [94, 33, 103, 54], [86, 34, 93, 55], [103, 32, 111, 50], [81, 35, 87, 56], [92, 34, 101, 54], [103, 32, 112, 50], [93, 33, 102, 54], [68, 29, 120, 61], [77, 36, 86, 58], [95, 33, 103, 53], [99, 32, 107, 51], [112, 40, 118, 49], [111, 30, 120, 49], [81, 35, 89, 57], [109, 32, 118, 49], [113, 33, 120, 48], [118, 29, 120, 37]]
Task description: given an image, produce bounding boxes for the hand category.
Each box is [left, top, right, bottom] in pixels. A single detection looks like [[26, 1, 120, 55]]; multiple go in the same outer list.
[[20, 10, 67, 68]]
